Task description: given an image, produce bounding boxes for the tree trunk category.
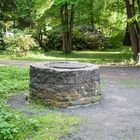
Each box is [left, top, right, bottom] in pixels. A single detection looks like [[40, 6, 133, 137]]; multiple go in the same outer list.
[[123, 24, 131, 46], [90, 15, 94, 32], [60, 3, 74, 54], [61, 3, 69, 54], [69, 5, 74, 53], [65, 3, 69, 54], [0, 2, 5, 48], [125, 0, 140, 60], [61, 4, 66, 53], [0, 24, 5, 48]]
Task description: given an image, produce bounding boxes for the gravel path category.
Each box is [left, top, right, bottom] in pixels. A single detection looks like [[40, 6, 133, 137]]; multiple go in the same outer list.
[[0, 59, 34, 67], [61, 66, 140, 140], [1, 60, 140, 140]]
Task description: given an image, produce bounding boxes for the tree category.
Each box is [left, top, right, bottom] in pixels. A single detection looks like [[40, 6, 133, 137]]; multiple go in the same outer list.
[[125, 0, 140, 61], [0, 1, 5, 47], [36, 0, 78, 54], [0, 0, 17, 48], [60, 2, 74, 54], [14, 0, 35, 28]]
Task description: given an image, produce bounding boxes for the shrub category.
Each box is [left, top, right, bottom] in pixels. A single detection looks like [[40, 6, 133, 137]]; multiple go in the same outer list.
[[46, 28, 62, 51], [107, 31, 124, 49], [73, 28, 109, 51], [4, 31, 38, 55], [45, 26, 109, 51]]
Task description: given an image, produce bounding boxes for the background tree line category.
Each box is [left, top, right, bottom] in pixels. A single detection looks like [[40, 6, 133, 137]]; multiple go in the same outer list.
[[0, 0, 140, 62]]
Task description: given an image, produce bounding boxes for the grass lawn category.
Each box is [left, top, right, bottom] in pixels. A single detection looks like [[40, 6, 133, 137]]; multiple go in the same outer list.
[[0, 48, 133, 64], [0, 66, 80, 140]]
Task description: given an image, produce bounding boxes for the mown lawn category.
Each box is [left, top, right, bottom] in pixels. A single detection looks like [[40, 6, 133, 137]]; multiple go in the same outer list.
[[0, 66, 80, 140], [0, 48, 133, 64]]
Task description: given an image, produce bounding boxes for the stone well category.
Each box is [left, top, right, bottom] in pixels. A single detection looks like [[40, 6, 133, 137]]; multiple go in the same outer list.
[[29, 61, 101, 108]]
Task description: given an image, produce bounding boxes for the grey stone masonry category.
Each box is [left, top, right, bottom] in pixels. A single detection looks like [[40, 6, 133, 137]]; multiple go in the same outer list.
[[29, 61, 101, 108]]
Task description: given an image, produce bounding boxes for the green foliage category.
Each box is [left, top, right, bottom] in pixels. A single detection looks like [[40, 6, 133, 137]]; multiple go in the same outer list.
[[53, 0, 81, 6], [46, 26, 109, 51], [0, 66, 29, 98], [0, 106, 19, 140], [0, 0, 128, 52], [73, 27, 109, 50], [0, 105, 39, 140], [4, 31, 38, 56], [16, 0, 35, 18], [35, 0, 54, 20], [0, 104, 80, 140], [46, 28, 62, 50], [107, 31, 124, 49], [0, 0, 133, 56]]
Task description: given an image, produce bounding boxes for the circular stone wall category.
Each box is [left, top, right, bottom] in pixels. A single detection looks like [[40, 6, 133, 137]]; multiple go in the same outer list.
[[29, 61, 101, 108]]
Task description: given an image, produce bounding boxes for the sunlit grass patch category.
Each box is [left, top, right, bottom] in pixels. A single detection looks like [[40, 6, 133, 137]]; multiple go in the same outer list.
[[0, 48, 133, 64], [0, 66, 29, 99], [32, 113, 80, 140]]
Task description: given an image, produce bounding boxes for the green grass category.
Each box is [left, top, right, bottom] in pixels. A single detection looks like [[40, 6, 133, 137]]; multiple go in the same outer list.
[[31, 113, 79, 140], [0, 66, 29, 100], [0, 66, 80, 140], [0, 48, 133, 64]]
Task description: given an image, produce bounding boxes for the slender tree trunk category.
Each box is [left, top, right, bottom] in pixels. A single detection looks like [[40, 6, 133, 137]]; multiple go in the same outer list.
[[60, 3, 74, 54], [0, 2, 5, 48], [0, 24, 5, 48], [88, 0, 94, 32], [65, 3, 69, 54], [69, 5, 74, 52], [61, 4, 66, 53], [90, 15, 94, 32]]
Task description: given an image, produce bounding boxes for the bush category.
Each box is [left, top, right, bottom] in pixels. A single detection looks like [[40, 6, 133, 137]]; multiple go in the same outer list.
[[45, 26, 109, 51], [46, 28, 62, 51], [107, 31, 124, 49], [73, 28, 109, 51], [4, 31, 38, 55]]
